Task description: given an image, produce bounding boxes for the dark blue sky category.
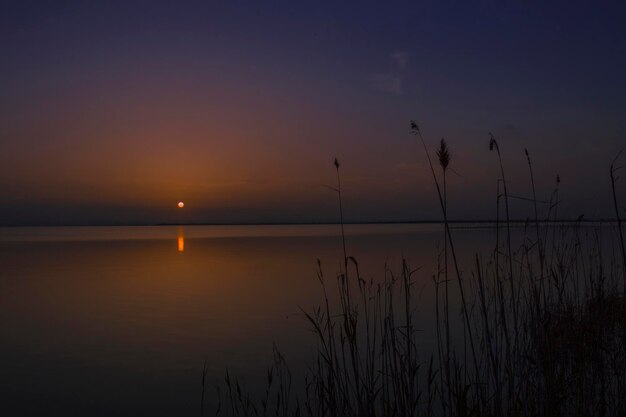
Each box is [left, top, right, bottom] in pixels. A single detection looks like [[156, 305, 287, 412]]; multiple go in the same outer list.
[[1, 1, 625, 225]]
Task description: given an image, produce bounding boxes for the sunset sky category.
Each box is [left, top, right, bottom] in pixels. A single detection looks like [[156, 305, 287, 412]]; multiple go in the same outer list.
[[1, 1, 625, 225]]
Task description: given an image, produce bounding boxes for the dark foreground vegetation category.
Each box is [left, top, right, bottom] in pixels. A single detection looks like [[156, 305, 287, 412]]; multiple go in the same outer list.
[[206, 124, 626, 417]]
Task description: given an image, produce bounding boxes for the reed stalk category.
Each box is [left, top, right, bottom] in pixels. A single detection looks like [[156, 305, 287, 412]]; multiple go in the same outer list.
[[610, 151, 626, 290]]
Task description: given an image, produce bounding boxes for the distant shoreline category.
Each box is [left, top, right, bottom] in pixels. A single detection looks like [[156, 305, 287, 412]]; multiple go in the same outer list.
[[0, 219, 620, 228]]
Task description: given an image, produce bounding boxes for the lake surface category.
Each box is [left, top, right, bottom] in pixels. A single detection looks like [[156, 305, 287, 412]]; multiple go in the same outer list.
[[0, 223, 599, 415]]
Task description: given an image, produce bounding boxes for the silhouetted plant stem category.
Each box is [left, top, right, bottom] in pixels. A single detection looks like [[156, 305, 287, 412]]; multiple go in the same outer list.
[[334, 158, 352, 342], [494, 178, 504, 361], [489, 135, 516, 304], [436, 138, 452, 411], [333, 158, 365, 413], [334, 158, 348, 268], [552, 175, 561, 262], [525, 148, 549, 326], [489, 134, 519, 404], [433, 274, 447, 414], [475, 254, 502, 416], [525, 148, 545, 279], [610, 150, 626, 290], [410, 121, 480, 388]]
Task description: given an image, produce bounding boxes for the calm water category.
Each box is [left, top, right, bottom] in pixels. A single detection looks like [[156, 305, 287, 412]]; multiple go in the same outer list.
[[0, 224, 517, 415]]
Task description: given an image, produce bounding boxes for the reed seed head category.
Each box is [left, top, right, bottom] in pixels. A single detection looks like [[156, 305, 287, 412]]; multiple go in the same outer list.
[[334, 158, 340, 169], [489, 133, 497, 151], [410, 120, 420, 134], [436, 138, 450, 170]]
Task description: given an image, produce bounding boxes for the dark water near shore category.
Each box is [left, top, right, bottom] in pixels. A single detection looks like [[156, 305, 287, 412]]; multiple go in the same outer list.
[[0, 223, 607, 416]]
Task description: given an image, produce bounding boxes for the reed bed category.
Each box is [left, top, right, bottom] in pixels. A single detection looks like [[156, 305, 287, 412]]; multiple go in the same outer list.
[[208, 124, 626, 417]]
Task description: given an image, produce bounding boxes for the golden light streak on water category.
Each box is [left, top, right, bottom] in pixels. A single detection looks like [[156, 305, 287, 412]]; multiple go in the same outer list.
[[177, 226, 184, 252]]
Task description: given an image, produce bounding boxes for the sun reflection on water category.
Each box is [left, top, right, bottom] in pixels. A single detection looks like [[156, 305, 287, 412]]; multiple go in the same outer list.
[[177, 226, 184, 252]]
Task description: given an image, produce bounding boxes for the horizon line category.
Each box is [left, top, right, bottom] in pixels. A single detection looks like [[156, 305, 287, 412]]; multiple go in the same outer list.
[[0, 218, 619, 228]]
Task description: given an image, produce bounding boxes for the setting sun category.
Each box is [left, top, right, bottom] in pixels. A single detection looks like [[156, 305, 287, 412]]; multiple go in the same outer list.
[[177, 201, 184, 208]]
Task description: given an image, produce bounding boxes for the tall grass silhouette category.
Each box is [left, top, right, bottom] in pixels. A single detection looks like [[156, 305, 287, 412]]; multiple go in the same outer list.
[[210, 123, 626, 417]]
